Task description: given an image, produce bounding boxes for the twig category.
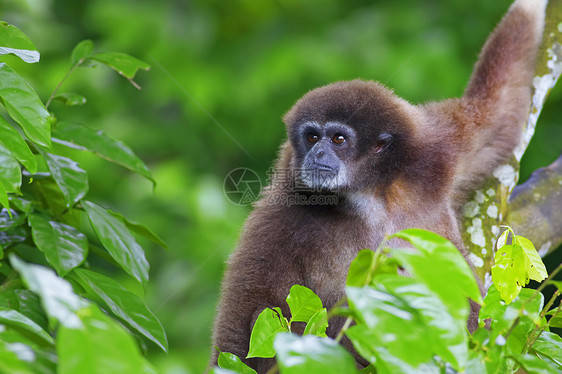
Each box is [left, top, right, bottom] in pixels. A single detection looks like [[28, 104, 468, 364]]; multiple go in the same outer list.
[[45, 60, 83, 109]]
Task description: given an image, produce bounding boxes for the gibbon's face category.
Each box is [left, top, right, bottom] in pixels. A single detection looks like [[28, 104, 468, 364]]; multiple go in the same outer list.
[[284, 80, 415, 193], [294, 120, 358, 190]]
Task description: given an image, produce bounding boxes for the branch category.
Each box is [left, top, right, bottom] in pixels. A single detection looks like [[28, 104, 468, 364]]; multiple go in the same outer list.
[[508, 154, 562, 258]]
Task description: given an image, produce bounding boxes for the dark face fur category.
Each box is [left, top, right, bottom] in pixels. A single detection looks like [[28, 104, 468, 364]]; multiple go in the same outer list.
[[284, 80, 417, 194]]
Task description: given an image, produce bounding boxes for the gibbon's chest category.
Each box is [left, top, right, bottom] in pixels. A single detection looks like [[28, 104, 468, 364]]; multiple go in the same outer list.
[[294, 206, 388, 305]]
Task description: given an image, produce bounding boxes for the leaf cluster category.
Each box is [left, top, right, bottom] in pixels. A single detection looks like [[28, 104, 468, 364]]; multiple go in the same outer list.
[[0, 23, 165, 373], [492, 227, 548, 303], [214, 229, 562, 374]]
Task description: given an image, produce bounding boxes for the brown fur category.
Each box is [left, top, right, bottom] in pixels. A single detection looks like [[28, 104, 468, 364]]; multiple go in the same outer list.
[[211, 0, 545, 372]]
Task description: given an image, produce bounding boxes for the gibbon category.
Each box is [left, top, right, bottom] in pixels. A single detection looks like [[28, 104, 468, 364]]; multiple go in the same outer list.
[[211, 0, 546, 371]]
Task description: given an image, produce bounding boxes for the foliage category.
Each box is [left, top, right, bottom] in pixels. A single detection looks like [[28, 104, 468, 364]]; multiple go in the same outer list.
[[492, 227, 548, 304], [215, 229, 562, 374], [0, 23, 165, 372]]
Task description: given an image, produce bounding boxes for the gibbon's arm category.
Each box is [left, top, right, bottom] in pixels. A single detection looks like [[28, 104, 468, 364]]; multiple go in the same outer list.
[[432, 0, 546, 194]]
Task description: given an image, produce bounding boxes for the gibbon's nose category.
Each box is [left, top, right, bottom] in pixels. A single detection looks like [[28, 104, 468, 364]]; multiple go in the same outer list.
[[314, 148, 325, 160]]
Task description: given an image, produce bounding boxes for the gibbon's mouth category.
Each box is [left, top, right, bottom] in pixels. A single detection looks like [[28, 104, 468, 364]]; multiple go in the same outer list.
[[309, 162, 338, 172]]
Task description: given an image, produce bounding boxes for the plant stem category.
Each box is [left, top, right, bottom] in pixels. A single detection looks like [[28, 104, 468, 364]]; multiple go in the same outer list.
[[45, 60, 82, 109], [523, 290, 560, 352], [509, 262, 562, 351], [333, 236, 390, 344], [504, 316, 521, 341], [546, 302, 562, 330], [334, 317, 353, 343], [541, 290, 560, 319], [265, 364, 278, 374], [523, 262, 562, 309]]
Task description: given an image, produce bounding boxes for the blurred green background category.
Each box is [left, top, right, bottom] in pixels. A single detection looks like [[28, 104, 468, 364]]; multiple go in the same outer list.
[[2, 0, 561, 372]]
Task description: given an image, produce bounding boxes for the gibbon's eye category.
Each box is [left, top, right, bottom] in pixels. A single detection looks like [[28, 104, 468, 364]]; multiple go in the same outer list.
[[374, 132, 393, 153], [332, 134, 346, 145], [306, 133, 320, 144]]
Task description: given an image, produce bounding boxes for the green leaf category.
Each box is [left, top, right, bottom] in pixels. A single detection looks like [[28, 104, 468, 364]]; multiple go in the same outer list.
[[217, 351, 257, 374], [286, 285, 323, 323], [82, 201, 149, 285], [0, 180, 9, 210], [108, 209, 167, 249], [0, 230, 27, 249], [496, 228, 509, 250], [274, 306, 290, 332], [377, 274, 468, 370], [70, 40, 94, 65], [274, 333, 357, 374], [465, 340, 488, 374], [58, 305, 154, 374], [516, 235, 548, 282], [9, 255, 87, 328], [346, 285, 434, 370], [530, 331, 562, 364], [53, 122, 154, 183], [0, 115, 37, 173], [547, 313, 562, 328], [29, 214, 88, 277], [43, 153, 88, 207], [546, 303, 562, 328], [388, 248, 470, 322], [0, 207, 12, 229], [71, 268, 168, 352], [247, 307, 289, 358], [0, 143, 22, 193], [392, 228, 457, 257], [0, 22, 39, 63], [0, 339, 35, 374], [479, 286, 542, 345], [358, 365, 376, 374], [492, 243, 527, 304], [0, 326, 57, 373], [512, 353, 558, 374], [491, 230, 546, 304], [391, 228, 482, 305], [478, 340, 510, 374], [31, 175, 72, 218], [8, 196, 32, 215], [210, 368, 241, 374], [52, 93, 87, 106], [346, 326, 439, 374], [346, 249, 376, 287], [89, 52, 149, 89], [0, 63, 50, 148], [302, 308, 328, 337], [0, 308, 54, 345], [0, 290, 48, 331], [347, 249, 400, 287], [336, 325, 380, 364]]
